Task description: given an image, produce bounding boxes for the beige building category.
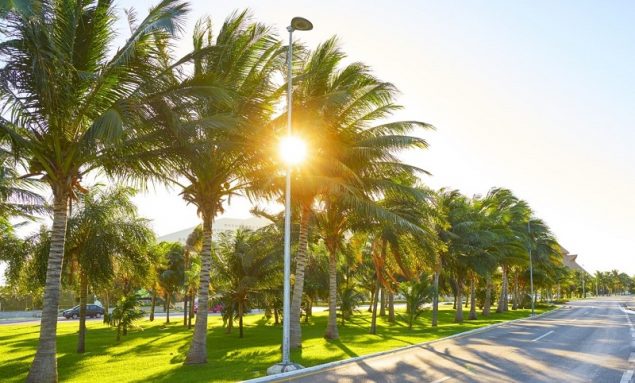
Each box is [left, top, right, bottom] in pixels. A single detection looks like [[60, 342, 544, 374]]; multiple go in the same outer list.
[[157, 216, 270, 244]]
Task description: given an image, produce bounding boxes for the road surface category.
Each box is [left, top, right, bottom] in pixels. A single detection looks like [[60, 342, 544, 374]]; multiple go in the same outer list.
[[273, 297, 635, 383]]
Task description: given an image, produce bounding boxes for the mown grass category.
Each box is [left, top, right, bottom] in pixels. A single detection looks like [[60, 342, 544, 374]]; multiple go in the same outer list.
[[0, 304, 554, 382]]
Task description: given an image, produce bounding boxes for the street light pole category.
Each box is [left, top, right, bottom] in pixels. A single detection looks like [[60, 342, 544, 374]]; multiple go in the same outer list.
[[267, 16, 313, 376], [528, 220, 535, 317]]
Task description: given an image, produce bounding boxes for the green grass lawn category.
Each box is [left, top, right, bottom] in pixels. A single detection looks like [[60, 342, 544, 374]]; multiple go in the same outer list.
[[0, 304, 555, 382]]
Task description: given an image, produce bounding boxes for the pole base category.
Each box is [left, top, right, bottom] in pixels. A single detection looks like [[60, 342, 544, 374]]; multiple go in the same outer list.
[[267, 362, 304, 375]]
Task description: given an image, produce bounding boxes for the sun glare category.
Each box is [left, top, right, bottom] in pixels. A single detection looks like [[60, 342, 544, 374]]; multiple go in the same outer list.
[[279, 135, 307, 165]]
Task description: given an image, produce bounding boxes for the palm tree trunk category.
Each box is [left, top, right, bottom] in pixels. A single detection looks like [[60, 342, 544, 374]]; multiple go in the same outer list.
[[274, 306, 279, 325], [188, 288, 194, 329], [483, 274, 492, 316], [103, 291, 110, 324], [150, 291, 156, 322], [185, 213, 213, 364], [379, 288, 386, 317], [27, 193, 69, 383], [77, 271, 88, 353], [324, 246, 339, 340], [225, 307, 234, 334], [367, 289, 375, 312], [512, 271, 519, 310], [305, 298, 312, 323], [432, 271, 440, 327], [369, 277, 380, 334], [238, 304, 244, 338], [468, 276, 477, 320], [497, 266, 508, 313], [183, 292, 188, 326], [290, 207, 310, 349], [388, 292, 395, 323], [166, 294, 171, 324], [454, 279, 464, 323], [184, 250, 190, 327]]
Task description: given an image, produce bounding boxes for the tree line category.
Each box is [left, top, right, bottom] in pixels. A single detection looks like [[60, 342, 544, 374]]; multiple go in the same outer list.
[[0, 2, 630, 382]]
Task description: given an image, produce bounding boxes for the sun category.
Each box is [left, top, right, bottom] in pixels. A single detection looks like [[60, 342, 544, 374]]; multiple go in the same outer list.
[[279, 135, 307, 165]]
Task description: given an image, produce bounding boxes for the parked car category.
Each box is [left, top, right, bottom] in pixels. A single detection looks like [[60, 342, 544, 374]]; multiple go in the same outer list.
[[62, 304, 105, 319], [193, 303, 224, 314]]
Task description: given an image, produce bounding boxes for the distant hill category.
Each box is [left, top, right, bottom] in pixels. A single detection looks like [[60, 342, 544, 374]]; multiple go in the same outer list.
[[157, 216, 271, 244]]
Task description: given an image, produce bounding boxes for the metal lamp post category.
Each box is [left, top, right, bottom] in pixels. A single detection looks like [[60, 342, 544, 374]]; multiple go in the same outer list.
[[267, 16, 313, 376], [528, 220, 535, 317]]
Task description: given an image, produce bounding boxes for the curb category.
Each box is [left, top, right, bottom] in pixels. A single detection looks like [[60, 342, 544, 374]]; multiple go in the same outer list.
[[243, 305, 563, 383]]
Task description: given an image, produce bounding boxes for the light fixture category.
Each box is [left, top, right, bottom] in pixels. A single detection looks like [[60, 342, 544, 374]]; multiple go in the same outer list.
[[290, 17, 313, 31]]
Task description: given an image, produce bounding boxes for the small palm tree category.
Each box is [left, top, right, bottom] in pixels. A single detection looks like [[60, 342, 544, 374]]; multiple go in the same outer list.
[[109, 295, 145, 342], [213, 227, 281, 338], [156, 242, 185, 324], [400, 273, 433, 329]]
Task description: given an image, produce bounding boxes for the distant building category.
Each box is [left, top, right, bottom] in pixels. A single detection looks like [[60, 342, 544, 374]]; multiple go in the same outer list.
[[560, 247, 588, 274], [157, 216, 270, 244]]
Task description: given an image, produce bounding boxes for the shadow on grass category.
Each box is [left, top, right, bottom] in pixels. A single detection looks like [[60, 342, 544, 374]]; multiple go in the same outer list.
[[0, 306, 555, 382]]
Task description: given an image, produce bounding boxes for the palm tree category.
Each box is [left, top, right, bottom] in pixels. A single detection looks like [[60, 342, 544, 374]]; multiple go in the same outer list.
[[154, 12, 284, 364], [357, 181, 435, 333], [288, 39, 431, 340], [108, 294, 145, 342], [273, 36, 433, 344], [477, 189, 530, 313], [156, 242, 185, 324], [213, 227, 281, 338], [65, 186, 154, 353], [0, 2, 189, 380]]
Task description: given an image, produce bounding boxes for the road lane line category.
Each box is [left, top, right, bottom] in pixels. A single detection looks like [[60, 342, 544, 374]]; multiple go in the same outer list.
[[620, 305, 635, 383], [620, 370, 633, 383], [531, 330, 554, 342], [430, 377, 451, 383]]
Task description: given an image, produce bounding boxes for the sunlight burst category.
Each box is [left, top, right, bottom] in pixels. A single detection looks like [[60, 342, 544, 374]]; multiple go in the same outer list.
[[279, 135, 307, 165]]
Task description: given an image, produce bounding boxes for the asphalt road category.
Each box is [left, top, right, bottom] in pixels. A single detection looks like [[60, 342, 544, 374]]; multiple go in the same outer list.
[[279, 297, 635, 383]]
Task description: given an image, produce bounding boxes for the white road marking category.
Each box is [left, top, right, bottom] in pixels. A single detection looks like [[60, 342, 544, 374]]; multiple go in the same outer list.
[[430, 377, 451, 383], [531, 330, 554, 342], [620, 370, 633, 383], [621, 305, 635, 383]]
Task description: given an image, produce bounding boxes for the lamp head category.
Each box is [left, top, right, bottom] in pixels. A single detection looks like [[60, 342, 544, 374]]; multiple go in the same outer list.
[[290, 17, 313, 31]]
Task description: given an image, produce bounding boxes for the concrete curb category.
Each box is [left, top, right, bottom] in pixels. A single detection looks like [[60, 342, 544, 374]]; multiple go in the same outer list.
[[243, 306, 563, 383]]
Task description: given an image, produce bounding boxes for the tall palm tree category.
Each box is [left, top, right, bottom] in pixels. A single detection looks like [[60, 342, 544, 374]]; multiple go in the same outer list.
[[154, 12, 285, 364], [0, 2, 189, 380], [287, 38, 431, 340]]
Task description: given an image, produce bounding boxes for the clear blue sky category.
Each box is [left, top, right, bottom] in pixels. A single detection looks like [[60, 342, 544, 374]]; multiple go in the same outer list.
[[115, 0, 635, 274]]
